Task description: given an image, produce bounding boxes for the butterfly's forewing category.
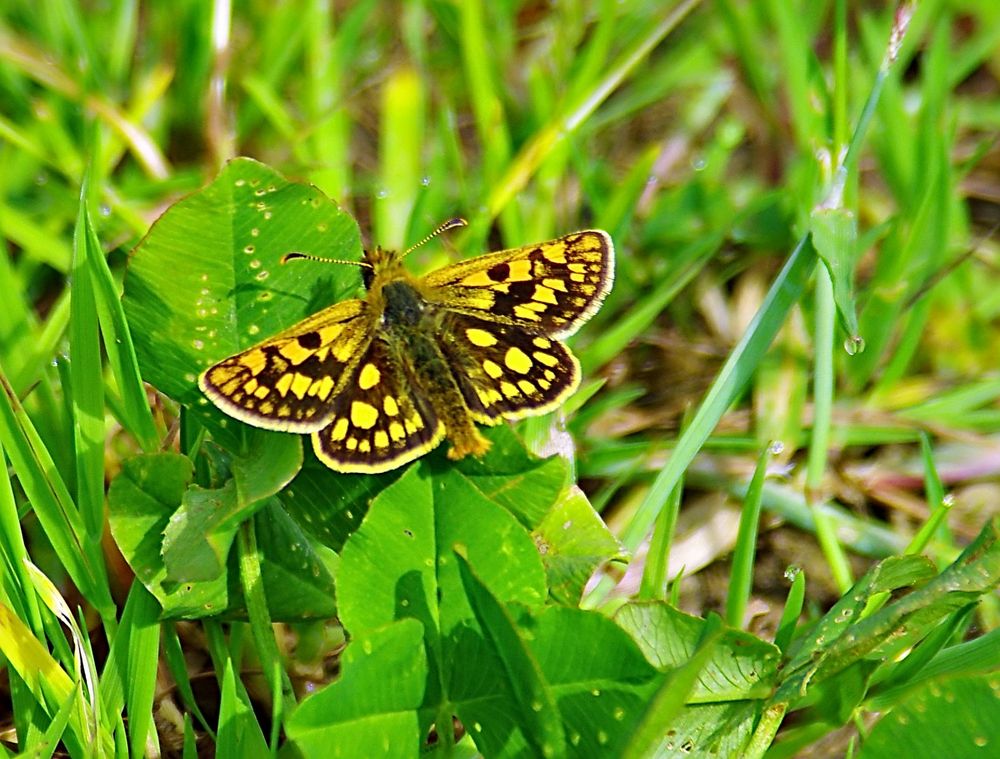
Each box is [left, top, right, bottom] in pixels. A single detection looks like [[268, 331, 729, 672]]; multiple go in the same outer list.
[[421, 229, 614, 339], [310, 336, 445, 473], [436, 313, 580, 423], [199, 299, 374, 433]]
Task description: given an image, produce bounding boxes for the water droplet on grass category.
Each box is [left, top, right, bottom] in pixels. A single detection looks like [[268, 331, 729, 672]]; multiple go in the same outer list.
[[844, 335, 865, 355]]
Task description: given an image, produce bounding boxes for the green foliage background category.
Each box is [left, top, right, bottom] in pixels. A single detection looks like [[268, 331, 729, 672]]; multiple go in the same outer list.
[[1, 1, 1000, 757]]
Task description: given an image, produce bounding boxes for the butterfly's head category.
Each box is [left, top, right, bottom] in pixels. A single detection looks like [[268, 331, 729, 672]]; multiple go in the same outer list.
[[360, 245, 405, 290], [363, 217, 467, 290], [281, 218, 467, 292]]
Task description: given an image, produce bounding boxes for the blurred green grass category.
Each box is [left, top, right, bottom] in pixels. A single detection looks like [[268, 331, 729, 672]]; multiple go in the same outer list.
[[2, 0, 1000, 755]]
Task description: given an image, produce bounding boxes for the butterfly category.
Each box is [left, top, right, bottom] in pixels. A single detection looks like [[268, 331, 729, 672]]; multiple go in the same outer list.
[[199, 220, 614, 473]]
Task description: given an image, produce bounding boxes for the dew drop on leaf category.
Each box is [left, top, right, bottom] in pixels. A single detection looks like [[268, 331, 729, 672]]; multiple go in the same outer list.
[[844, 335, 865, 355]]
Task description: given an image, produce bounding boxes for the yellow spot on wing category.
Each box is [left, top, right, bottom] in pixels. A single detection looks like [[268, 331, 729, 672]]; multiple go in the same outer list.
[[543, 248, 567, 264], [501, 381, 520, 397], [543, 278, 567, 292], [508, 260, 532, 280], [518, 380, 536, 394], [254, 385, 270, 399], [532, 285, 557, 304], [514, 305, 542, 321], [319, 324, 344, 343], [333, 342, 355, 361], [291, 373, 311, 399], [330, 418, 349, 441], [533, 337, 552, 349], [358, 363, 381, 389], [389, 421, 405, 441], [505, 347, 533, 374], [243, 350, 267, 375], [313, 376, 335, 400], [466, 328, 497, 347], [478, 387, 503, 406], [275, 373, 293, 396], [351, 401, 379, 429], [483, 360, 503, 379], [244, 378, 259, 394], [280, 343, 313, 366], [359, 439, 371, 453], [533, 351, 559, 367], [383, 396, 399, 416], [374, 430, 389, 448]]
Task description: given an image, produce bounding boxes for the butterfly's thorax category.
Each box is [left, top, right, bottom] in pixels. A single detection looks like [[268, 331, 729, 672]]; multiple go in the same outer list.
[[380, 279, 425, 328]]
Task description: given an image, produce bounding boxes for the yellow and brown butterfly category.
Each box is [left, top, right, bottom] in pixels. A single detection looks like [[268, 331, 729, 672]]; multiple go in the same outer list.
[[198, 220, 614, 473]]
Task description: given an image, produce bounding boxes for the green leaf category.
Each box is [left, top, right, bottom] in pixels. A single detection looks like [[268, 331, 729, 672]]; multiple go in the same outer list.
[[0, 373, 114, 618], [777, 521, 1000, 707], [811, 206, 860, 339], [162, 480, 242, 582], [286, 619, 427, 758], [337, 463, 547, 637], [519, 606, 661, 755], [216, 659, 268, 759], [107, 453, 228, 616], [69, 190, 106, 541], [246, 500, 337, 620], [337, 463, 555, 753], [457, 554, 565, 759], [615, 602, 780, 702], [230, 427, 302, 505], [279, 426, 566, 555], [860, 672, 1000, 759], [278, 452, 402, 551], [451, 425, 570, 528], [107, 453, 336, 620], [619, 618, 725, 759], [122, 157, 362, 450], [535, 485, 623, 604]]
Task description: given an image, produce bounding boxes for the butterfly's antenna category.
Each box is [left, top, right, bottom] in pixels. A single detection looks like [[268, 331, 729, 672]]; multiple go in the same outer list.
[[280, 251, 373, 268], [402, 217, 467, 258]]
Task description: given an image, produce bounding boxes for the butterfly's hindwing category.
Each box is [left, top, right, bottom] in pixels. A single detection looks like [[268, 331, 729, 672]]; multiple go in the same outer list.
[[438, 313, 580, 423], [198, 300, 372, 433], [421, 229, 613, 338], [311, 336, 445, 473]]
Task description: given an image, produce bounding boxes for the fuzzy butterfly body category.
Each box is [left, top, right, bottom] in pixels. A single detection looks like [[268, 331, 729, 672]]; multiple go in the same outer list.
[[199, 228, 614, 473]]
